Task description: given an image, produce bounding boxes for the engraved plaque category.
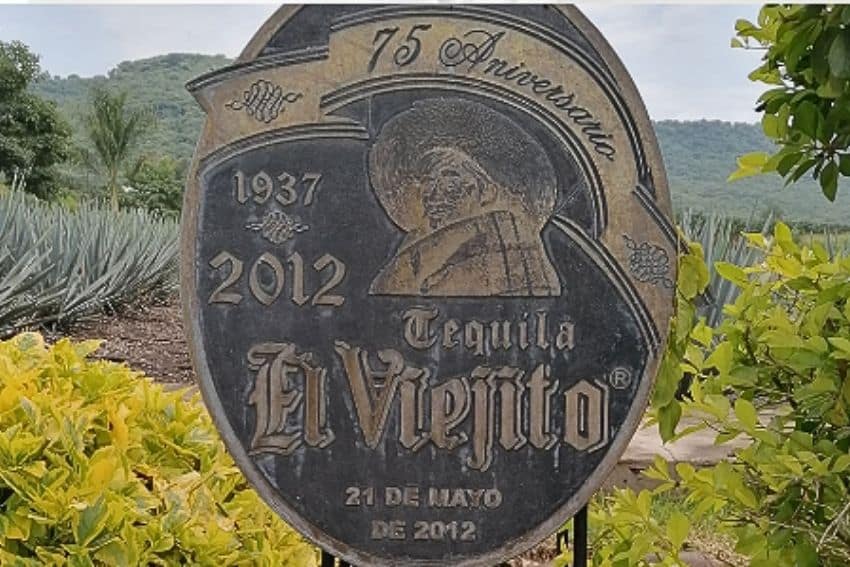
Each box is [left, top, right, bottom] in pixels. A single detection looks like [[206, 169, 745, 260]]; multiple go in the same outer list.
[[182, 5, 676, 565]]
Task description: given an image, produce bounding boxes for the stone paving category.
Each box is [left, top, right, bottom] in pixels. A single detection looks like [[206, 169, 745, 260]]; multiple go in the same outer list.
[[604, 416, 748, 492]]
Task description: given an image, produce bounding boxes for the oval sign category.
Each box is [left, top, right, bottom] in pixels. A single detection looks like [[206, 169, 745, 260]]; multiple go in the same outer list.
[[182, 5, 676, 565]]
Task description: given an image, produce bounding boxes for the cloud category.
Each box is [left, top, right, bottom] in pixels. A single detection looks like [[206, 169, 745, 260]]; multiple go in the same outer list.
[[0, 5, 276, 77], [580, 4, 764, 122]]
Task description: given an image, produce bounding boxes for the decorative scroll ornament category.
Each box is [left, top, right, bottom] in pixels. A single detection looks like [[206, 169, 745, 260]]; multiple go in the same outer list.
[[623, 234, 674, 288], [225, 79, 302, 123], [245, 210, 309, 244]]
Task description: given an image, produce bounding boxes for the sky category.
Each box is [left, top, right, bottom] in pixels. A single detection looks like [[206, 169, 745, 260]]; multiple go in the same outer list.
[[0, 3, 764, 123]]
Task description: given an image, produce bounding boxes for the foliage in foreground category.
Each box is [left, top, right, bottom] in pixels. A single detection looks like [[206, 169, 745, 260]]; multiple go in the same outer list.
[[0, 190, 178, 336], [732, 5, 850, 201], [566, 224, 850, 566], [678, 209, 771, 329], [0, 333, 317, 566]]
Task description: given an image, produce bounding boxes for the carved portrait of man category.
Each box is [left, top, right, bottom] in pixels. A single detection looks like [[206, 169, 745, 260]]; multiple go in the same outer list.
[[367, 97, 561, 297]]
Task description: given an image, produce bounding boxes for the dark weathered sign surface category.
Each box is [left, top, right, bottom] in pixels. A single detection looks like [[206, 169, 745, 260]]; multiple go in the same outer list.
[[182, 5, 676, 565]]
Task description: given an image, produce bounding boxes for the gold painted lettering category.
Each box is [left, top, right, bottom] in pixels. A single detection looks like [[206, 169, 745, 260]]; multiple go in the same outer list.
[[247, 343, 309, 455], [312, 253, 346, 306], [466, 366, 527, 470], [428, 488, 450, 508], [527, 364, 558, 449], [208, 251, 243, 304], [483, 489, 503, 508], [556, 321, 575, 350], [466, 489, 484, 508], [335, 342, 421, 448], [398, 366, 430, 451], [303, 362, 334, 448], [564, 380, 609, 451], [464, 320, 485, 356], [518, 314, 530, 350], [430, 377, 470, 450], [443, 318, 460, 349], [449, 489, 469, 507], [467, 366, 495, 471], [403, 306, 438, 349], [249, 252, 285, 305], [490, 320, 511, 351], [535, 310, 550, 349], [288, 251, 310, 306], [497, 367, 526, 451]]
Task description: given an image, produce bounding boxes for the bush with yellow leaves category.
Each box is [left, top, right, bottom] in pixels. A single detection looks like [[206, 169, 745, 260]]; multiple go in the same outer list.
[[0, 333, 317, 566]]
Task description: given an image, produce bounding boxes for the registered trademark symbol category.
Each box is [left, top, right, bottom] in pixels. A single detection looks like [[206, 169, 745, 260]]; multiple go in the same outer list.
[[609, 367, 632, 390]]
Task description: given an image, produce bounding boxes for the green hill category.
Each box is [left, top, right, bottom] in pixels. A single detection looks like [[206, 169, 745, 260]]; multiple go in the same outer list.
[[655, 120, 850, 227], [34, 53, 231, 163], [32, 53, 850, 227]]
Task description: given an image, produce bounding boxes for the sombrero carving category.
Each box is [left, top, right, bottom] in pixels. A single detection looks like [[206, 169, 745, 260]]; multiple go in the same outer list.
[[368, 97, 561, 297]]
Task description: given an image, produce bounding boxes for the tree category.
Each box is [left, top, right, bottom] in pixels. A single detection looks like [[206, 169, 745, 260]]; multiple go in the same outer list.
[[0, 40, 70, 198], [731, 5, 850, 201], [125, 155, 185, 216], [81, 87, 149, 211]]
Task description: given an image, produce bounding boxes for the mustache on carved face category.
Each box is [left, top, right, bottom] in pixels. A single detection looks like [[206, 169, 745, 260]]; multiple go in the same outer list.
[[424, 200, 452, 228]]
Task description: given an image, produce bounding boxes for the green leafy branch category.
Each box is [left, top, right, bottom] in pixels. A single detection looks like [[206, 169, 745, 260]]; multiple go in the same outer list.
[[730, 5, 850, 200]]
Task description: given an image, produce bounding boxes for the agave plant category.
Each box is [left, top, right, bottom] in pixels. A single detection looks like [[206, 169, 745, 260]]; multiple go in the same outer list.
[[798, 227, 850, 260], [678, 209, 772, 329], [0, 189, 178, 336], [10, 169, 27, 193]]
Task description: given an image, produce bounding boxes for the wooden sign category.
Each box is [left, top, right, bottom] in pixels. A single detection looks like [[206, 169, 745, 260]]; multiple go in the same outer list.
[[182, 5, 676, 565]]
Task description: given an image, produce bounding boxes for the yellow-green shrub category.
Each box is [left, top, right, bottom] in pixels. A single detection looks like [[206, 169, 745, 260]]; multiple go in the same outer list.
[[0, 333, 317, 566], [561, 224, 850, 566]]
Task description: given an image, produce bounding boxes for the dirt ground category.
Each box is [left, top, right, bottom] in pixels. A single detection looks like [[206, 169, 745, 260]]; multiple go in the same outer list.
[[58, 297, 195, 384]]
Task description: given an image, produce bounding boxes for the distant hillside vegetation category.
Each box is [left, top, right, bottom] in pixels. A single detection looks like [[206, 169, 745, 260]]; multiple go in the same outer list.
[[655, 120, 850, 227], [34, 53, 231, 162], [33, 53, 850, 226]]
